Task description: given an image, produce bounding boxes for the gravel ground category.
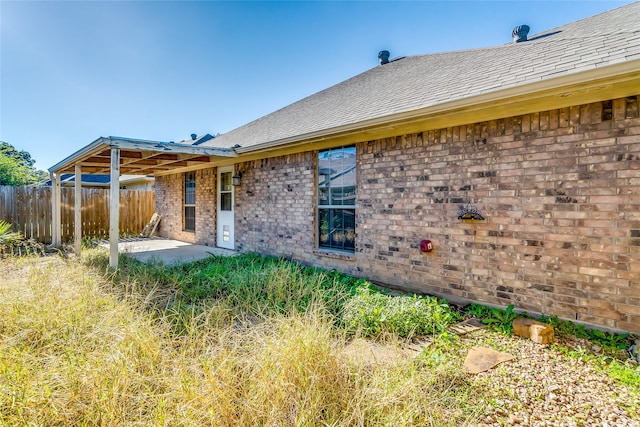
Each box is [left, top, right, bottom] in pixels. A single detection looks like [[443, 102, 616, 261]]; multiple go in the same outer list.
[[457, 329, 640, 427]]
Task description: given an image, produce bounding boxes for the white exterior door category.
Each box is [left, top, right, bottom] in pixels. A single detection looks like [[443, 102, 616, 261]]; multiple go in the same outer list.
[[217, 167, 234, 249]]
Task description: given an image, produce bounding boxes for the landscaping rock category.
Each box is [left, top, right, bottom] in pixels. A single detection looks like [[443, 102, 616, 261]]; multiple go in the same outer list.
[[512, 318, 554, 344], [464, 346, 515, 374]]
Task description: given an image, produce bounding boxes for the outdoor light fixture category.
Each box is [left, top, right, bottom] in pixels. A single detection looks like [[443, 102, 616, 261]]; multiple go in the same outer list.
[[232, 173, 242, 186]]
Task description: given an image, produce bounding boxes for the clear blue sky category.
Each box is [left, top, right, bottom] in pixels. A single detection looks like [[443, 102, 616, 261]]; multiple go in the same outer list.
[[0, 0, 634, 171]]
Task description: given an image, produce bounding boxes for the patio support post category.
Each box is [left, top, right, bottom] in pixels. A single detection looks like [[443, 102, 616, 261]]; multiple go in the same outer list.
[[74, 164, 82, 256], [50, 171, 62, 247], [109, 148, 120, 269]]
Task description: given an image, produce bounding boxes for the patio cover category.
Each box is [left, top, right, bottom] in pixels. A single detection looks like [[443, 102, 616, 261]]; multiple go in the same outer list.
[[48, 136, 238, 268]]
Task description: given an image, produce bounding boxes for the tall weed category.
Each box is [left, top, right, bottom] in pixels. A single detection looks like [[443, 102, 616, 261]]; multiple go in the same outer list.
[[343, 286, 460, 338], [0, 255, 478, 425]]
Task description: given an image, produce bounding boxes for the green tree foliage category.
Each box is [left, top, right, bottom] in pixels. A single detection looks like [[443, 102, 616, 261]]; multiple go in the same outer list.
[[0, 142, 47, 186]]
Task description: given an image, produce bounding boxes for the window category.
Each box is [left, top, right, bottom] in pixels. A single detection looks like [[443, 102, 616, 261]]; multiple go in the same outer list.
[[184, 172, 196, 231], [219, 171, 232, 211], [318, 146, 356, 252]]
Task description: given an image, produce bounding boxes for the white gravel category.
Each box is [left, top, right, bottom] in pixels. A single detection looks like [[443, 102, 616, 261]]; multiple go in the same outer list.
[[459, 329, 640, 427]]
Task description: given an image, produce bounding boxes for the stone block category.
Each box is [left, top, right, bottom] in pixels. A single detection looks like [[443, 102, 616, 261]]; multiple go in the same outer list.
[[513, 318, 554, 344]]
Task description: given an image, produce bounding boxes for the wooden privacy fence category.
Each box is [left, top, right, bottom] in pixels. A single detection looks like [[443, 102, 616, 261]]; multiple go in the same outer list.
[[0, 186, 156, 244]]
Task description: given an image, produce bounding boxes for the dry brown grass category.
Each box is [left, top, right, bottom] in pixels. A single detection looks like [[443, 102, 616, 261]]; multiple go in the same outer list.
[[0, 253, 478, 426]]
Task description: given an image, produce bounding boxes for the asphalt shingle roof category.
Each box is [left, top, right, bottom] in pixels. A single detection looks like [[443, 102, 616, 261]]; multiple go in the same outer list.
[[205, 2, 640, 151]]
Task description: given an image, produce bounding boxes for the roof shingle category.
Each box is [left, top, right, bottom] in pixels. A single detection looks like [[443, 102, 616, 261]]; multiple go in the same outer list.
[[204, 2, 640, 151]]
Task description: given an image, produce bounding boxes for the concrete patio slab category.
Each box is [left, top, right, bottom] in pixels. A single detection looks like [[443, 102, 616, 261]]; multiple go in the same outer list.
[[100, 238, 237, 265]]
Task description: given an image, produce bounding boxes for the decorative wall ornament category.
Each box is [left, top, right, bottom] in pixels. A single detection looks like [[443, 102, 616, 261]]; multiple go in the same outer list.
[[457, 202, 485, 220]]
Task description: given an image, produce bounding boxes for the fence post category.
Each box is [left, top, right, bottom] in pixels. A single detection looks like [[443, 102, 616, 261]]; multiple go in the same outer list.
[[50, 172, 62, 247]]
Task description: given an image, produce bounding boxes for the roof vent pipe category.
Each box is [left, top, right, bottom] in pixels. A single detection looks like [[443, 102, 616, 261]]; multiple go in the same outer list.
[[512, 25, 530, 43], [378, 50, 390, 65], [191, 133, 197, 140]]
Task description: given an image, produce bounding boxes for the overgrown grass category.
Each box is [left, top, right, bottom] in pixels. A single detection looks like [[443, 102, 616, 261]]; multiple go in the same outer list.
[[2, 249, 637, 425], [0, 252, 479, 426], [85, 251, 363, 312], [171, 253, 363, 316], [83, 250, 459, 338], [343, 287, 460, 338]]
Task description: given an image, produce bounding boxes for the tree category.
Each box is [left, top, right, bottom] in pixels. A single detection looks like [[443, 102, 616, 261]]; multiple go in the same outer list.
[[0, 142, 48, 186]]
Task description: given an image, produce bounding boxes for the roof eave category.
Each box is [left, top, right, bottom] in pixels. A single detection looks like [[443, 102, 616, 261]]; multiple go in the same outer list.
[[49, 136, 110, 174]]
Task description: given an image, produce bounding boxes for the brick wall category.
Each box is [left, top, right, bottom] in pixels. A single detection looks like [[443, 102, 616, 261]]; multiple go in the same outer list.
[[155, 95, 640, 332], [235, 153, 317, 261], [356, 95, 640, 332], [155, 168, 217, 245], [234, 153, 364, 275]]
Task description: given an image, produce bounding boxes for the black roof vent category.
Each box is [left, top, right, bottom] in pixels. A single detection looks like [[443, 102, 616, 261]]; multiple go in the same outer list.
[[378, 50, 390, 65], [191, 133, 197, 140], [512, 25, 530, 43]]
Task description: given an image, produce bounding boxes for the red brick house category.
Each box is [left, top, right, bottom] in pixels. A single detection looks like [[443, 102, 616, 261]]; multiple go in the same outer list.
[[51, 4, 640, 332]]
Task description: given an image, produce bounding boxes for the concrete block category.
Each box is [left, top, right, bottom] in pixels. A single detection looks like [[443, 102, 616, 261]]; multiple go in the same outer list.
[[513, 318, 555, 344]]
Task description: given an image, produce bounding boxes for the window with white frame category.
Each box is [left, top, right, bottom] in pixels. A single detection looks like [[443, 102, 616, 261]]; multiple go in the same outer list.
[[318, 146, 356, 252], [184, 172, 196, 231]]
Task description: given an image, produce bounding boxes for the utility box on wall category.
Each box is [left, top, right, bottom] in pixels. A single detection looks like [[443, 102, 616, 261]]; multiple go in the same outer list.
[[420, 239, 433, 252]]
